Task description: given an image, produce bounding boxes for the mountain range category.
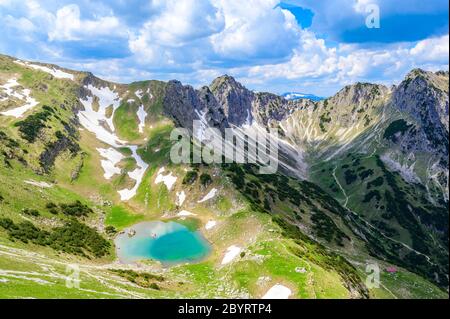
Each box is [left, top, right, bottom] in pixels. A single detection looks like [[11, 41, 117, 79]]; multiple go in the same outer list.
[[0, 53, 448, 299], [282, 92, 324, 102]]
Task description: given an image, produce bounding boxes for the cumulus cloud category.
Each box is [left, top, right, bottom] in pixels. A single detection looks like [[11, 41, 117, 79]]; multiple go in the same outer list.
[[129, 0, 300, 67], [410, 35, 449, 63], [0, 0, 448, 95], [48, 4, 123, 41], [240, 32, 449, 94], [210, 0, 300, 61], [139, 0, 224, 46]]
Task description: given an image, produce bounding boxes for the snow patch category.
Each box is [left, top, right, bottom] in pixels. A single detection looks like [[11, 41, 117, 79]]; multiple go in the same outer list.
[[137, 105, 147, 133], [79, 84, 150, 201], [205, 220, 217, 230], [262, 284, 292, 299], [24, 180, 53, 188], [221, 245, 241, 265], [78, 86, 125, 147], [15, 60, 74, 80], [154, 167, 177, 191], [177, 210, 196, 217], [135, 89, 144, 99], [97, 148, 124, 179], [176, 191, 186, 206], [198, 188, 218, 203], [0, 78, 39, 118], [85, 84, 121, 132], [118, 146, 149, 201]]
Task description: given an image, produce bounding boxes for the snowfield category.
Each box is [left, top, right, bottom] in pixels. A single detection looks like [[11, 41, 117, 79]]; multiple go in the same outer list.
[[205, 220, 217, 230], [221, 245, 242, 265], [118, 146, 149, 201], [176, 191, 186, 206], [14, 60, 74, 80], [262, 284, 292, 299], [177, 210, 196, 217], [198, 188, 218, 203], [154, 167, 177, 191], [78, 85, 149, 201], [24, 180, 53, 188], [137, 105, 147, 133], [79, 94, 126, 147], [0, 78, 39, 118], [97, 148, 124, 180]]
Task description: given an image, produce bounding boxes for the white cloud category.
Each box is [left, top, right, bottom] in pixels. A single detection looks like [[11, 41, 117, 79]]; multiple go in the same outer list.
[[410, 35, 449, 63], [129, 0, 301, 67], [1, 0, 448, 96], [3, 15, 35, 32], [210, 0, 300, 60], [140, 0, 224, 46], [48, 4, 122, 41], [235, 32, 449, 94]]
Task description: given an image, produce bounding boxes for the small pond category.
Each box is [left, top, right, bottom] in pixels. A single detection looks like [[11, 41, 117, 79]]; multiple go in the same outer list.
[[115, 221, 211, 265]]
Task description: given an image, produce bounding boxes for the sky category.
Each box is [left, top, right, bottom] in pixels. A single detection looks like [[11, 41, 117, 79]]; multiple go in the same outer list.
[[0, 0, 448, 96]]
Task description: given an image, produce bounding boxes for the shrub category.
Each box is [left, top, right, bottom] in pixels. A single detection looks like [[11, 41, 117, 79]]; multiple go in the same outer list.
[[0, 217, 110, 258], [344, 169, 357, 185], [182, 171, 198, 185], [105, 226, 117, 235], [22, 208, 40, 217], [59, 200, 93, 217], [199, 173, 213, 188], [14, 108, 53, 143], [110, 269, 164, 289], [383, 119, 412, 141]]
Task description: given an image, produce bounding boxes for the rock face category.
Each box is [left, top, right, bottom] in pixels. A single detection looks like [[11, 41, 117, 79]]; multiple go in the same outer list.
[[252, 92, 298, 127], [162, 71, 449, 195], [392, 69, 449, 160], [164, 74, 304, 131], [210, 75, 254, 126], [163, 80, 228, 133]]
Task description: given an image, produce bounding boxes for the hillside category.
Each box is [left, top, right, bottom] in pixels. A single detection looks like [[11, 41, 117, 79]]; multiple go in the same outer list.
[[0, 54, 447, 299]]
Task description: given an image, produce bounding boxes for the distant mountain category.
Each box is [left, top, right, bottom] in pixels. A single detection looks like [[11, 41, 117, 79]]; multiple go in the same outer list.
[[282, 92, 324, 102]]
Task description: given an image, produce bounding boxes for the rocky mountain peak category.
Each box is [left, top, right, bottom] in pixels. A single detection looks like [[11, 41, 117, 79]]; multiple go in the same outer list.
[[163, 80, 228, 133], [209, 75, 254, 126], [331, 82, 390, 106], [393, 69, 449, 150]]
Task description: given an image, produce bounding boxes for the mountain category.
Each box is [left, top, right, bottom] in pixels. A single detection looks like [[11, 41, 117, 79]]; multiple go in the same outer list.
[[0, 54, 448, 299], [282, 92, 325, 102]]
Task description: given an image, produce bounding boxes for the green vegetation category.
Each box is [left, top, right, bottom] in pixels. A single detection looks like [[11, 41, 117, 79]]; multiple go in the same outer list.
[[0, 218, 110, 258], [110, 269, 164, 289], [14, 106, 54, 142], [105, 206, 144, 229], [200, 173, 213, 188], [273, 216, 368, 298], [113, 102, 140, 141], [311, 211, 350, 246], [344, 169, 357, 185], [22, 208, 40, 217], [383, 119, 412, 141], [59, 200, 93, 217], [182, 170, 198, 185]]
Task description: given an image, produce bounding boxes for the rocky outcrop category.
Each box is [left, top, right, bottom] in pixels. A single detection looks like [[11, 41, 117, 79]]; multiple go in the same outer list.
[[392, 69, 449, 157], [163, 80, 228, 133], [210, 75, 254, 126]]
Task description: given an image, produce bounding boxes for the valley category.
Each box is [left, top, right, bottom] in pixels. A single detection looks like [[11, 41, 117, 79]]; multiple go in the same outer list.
[[0, 54, 448, 299]]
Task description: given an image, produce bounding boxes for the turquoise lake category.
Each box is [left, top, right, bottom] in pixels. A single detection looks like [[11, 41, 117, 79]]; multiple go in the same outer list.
[[114, 221, 211, 264]]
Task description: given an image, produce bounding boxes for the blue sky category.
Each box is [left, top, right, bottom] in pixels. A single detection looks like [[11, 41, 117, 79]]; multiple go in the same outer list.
[[0, 0, 448, 96]]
